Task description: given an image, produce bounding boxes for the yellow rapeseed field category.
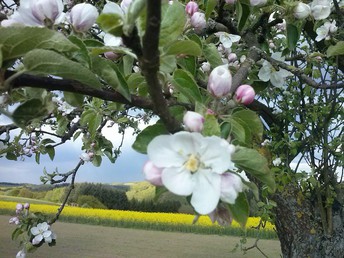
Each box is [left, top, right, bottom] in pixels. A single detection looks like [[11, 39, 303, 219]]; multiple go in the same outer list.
[[0, 201, 275, 231]]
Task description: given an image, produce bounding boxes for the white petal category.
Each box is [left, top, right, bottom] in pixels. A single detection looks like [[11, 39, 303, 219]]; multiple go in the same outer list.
[[228, 34, 241, 43], [161, 167, 194, 196], [32, 235, 43, 245], [200, 136, 235, 173], [270, 72, 286, 88], [220, 173, 243, 204], [258, 65, 271, 82], [30, 226, 40, 236], [102, 1, 124, 16], [104, 34, 122, 47], [190, 170, 221, 215]]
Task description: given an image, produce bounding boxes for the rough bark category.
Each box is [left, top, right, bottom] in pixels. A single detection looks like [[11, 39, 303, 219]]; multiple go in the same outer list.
[[273, 184, 344, 258]]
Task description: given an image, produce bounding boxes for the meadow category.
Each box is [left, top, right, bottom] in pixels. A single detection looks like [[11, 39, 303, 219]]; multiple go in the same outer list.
[[0, 199, 277, 239]]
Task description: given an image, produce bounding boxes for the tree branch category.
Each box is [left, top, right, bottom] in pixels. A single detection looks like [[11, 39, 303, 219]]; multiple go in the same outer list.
[[139, 0, 181, 133]]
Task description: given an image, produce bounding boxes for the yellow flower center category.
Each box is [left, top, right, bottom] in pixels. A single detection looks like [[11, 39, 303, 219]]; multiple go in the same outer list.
[[185, 154, 199, 172]]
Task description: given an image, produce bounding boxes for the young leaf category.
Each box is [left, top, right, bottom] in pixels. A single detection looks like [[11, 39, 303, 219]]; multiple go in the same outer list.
[[64, 92, 84, 107], [165, 40, 202, 56], [160, 1, 186, 46], [236, 1, 250, 31], [96, 13, 123, 36], [172, 69, 203, 103], [232, 109, 263, 142], [23, 49, 102, 89], [232, 146, 276, 192], [203, 43, 223, 68], [203, 114, 221, 136], [0, 27, 78, 61], [227, 192, 249, 228], [327, 41, 344, 57], [287, 23, 299, 50], [205, 0, 217, 20], [132, 123, 169, 154]]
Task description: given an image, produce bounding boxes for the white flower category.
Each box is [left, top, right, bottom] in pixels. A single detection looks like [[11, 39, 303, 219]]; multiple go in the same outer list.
[[1, 0, 65, 27], [272, 157, 282, 166], [207, 65, 233, 97], [258, 52, 292, 88], [147, 131, 237, 215], [214, 32, 241, 49], [200, 62, 211, 73], [315, 20, 337, 41], [104, 33, 122, 47], [220, 172, 243, 204], [69, 3, 99, 32], [310, 0, 332, 20], [57, 101, 75, 115], [16, 249, 26, 258], [250, 0, 267, 6], [120, 0, 133, 13], [80, 152, 92, 162], [30, 222, 55, 245], [294, 2, 311, 19], [102, 1, 124, 16]]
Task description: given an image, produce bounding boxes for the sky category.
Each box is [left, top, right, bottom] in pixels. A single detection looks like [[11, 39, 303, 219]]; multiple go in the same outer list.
[[0, 114, 149, 185]]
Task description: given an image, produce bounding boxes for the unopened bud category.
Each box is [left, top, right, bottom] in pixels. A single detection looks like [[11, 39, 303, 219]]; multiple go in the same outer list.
[[185, 1, 199, 16], [235, 84, 255, 105], [207, 65, 232, 98], [294, 2, 311, 19], [190, 12, 206, 34], [183, 111, 204, 132], [143, 160, 163, 186], [70, 3, 99, 32]]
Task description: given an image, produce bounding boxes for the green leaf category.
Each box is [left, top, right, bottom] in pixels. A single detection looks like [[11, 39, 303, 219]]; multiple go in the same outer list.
[[68, 35, 91, 67], [227, 192, 249, 228], [327, 41, 344, 57], [236, 2, 250, 31], [0, 45, 3, 67], [203, 43, 223, 68], [286, 23, 299, 50], [205, 0, 217, 20], [23, 49, 102, 89], [90, 46, 137, 59], [165, 40, 202, 56], [225, 118, 246, 144], [64, 92, 84, 107], [92, 155, 102, 167], [96, 13, 123, 36], [110, 63, 132, 101], [11, 99, 50, 128], [172, 69, 202, 103], [91, 56, 131, 100], [232, 146, 276, 192], [45, 145, 55, 161], [232, 109, 263, 142], [0, 27, 78, 61], [177, 56, 197, 76], [132, 123, 169, 154], [160, 55, 177, 74], [160, 1, 186, 46], [203, 114, 221, 136]]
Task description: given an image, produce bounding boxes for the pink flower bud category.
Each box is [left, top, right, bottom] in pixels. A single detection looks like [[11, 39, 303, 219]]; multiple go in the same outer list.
[[24, 203, 30, 209], [227, 53, 237, 63], [185, 1, 199, 16], [16, 203, 23, 211], [183, 111, 205, 132], [31, 0, 64, 24], [190, 12, 206, 34], [235, 84, 255, 105], [69, 3, 99, 32], [104, 51, 121, 60], [143, 160, 163, 186], [207, 65, 232, 98]]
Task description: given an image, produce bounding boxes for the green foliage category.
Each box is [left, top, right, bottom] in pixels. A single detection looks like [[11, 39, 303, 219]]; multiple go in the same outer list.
[[77, 195, 107, 209]]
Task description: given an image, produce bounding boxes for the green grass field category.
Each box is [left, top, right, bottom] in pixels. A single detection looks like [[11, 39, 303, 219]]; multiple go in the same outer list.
[[0, 215, 281, 258], [0, 195, 59, 205]]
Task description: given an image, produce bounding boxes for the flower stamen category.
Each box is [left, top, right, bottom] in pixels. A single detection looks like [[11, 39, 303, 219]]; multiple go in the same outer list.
[[185, 154, 199, 172]]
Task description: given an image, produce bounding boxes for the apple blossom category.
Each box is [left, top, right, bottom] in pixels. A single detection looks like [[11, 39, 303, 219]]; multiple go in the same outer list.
[[315, 20, 337, 41], [258, 52, 292, 88], [9, 217, 20, 225], [208, 204, 233, 226], [16, 249, 26, 258], [190, 12, 206, 34], [80, 152, 92, 162], [120, 0, 133, 13], [143, 160, 164, 186], [24, 203, 30, 209], [207, 65, 232, 98], [235, 84, 255, 105], [200, 62, 211, 73], [16, 203, 24, 211], [310, 0, 332, 20], [183, 111, 205, 132], [273, 157, 282, 166], [220, 172, 244, 204], [1, 0, 65, 27], [185, 1, 199, 16], [214, 32, 241, 49], [250, 0, 267, 7], [30, 222, 56, 245], [294, 2, 311, 19], [69, 3, 99, 32], [146, 131, 237, 214]]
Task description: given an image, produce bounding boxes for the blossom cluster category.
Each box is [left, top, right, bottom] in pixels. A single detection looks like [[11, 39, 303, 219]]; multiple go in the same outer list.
[[9, 203, 56, 258]]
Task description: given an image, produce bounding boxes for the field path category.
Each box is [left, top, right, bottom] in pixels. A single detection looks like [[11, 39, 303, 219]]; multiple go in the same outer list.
[[0, 215, 281, 258]]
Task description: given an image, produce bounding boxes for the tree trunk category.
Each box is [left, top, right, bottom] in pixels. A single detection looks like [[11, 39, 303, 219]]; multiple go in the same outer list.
[[273, 184, 344, 258]]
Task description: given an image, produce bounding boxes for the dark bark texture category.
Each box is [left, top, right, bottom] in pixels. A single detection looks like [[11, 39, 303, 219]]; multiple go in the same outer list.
[[273, 184, 344, 258]]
